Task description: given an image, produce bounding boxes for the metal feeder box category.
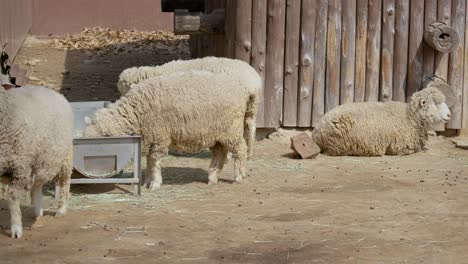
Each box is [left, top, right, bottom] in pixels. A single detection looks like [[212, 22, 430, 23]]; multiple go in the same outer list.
[[59, 101, 142, 195]]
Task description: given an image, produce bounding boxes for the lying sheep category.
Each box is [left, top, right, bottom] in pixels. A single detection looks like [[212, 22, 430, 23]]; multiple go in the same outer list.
[[0, 78, 73, 238], [84, 70, 258, 190], [312, 87, 451, 156], [117, 57, 261, 158]]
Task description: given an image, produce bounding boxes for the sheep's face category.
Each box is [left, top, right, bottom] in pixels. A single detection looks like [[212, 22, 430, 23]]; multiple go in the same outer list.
[[434, 102, 451, 123], [413, 97, 451, 125]]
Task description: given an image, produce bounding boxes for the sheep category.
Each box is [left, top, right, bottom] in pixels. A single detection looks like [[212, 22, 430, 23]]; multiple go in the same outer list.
[[116, 56, 261, 158], [84, 70, 258, 190], [312, 87, 451, 156], [0, 81, 73, 238]]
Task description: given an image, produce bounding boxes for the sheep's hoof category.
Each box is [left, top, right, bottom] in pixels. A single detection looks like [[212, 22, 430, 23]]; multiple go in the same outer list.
[[55, 207, 67, 217], [234, 176, 243, 184], [10, 224, 23, 239], [208, 179, 218, 185], [147, 182, 161, 191]]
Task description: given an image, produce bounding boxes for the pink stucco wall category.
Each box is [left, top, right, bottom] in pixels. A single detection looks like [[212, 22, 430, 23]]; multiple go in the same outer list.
[[0, 0, 33, 59]]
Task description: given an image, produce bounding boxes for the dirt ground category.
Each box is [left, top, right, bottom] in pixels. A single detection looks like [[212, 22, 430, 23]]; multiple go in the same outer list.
[[1, 33, 468, 264]]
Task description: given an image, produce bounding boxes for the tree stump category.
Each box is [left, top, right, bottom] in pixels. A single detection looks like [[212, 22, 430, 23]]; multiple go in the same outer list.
[[423, 22, 459, 53], [290, 132, 321, 159]]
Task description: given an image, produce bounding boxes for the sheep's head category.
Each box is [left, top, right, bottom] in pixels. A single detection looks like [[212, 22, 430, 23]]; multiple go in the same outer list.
[[409, 87, 451, 126]]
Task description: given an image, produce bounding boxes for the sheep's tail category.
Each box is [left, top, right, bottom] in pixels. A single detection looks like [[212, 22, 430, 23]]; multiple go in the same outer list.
[[244, 93, 258, 159]]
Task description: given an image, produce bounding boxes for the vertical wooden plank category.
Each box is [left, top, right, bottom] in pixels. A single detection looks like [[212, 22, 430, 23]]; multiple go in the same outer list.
[[365, 0, 382, 102], [393, 0, 410, 102], [380, 0, 395, 102], [325, 0, 341, 112], [207, 0, 226, 57], [312, 0, 328, 126], [224, 0, 237, 58], [407, 0, 424, 100], [463, 0, 468, 132], [234, 0, 252, 62], [340, 0, 356, 104], [435, 0, 452, 80], [355, 0, 368, 102], [283, 0, 301, 127], [264, 0, 286, 127], [297, 0, 316, 127], [447, 0, 465, 129], [251, 0, 267, 127], [423, 0, 437, 82]]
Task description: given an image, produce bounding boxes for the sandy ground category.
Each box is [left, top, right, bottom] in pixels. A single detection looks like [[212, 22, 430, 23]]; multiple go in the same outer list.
[[1, 34, 468, 264]]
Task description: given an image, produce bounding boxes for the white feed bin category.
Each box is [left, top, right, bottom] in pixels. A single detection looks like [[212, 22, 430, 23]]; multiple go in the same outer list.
[[66, 101, 142, 195]]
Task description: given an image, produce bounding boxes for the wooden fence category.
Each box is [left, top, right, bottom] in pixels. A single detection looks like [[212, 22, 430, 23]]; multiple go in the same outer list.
[[190, 0, 468, 133]]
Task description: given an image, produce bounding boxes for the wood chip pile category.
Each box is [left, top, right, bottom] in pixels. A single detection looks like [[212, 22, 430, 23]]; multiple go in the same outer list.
[[50, 27, 190, 56]]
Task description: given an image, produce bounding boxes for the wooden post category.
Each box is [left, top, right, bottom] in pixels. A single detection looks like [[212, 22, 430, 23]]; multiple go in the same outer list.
[[407, 0, 424, 101], [393, 0, 409, 102], [264, 0, 285, 127], [355, 0, 368, 103], [435, 0, 451, 81], [206, 0, 226, 57], [463, 0, 468, 134], [234, 0, 252, 62], [297, 0, 316, 127], [283, 0, 301, 127], [340, 0, 356, 104], [380, 0, 395, 102], [162, 0, 205, 12], [174, 9, 225, 35], [423, 0, 437, 82], [325, 0, 341, 112], [251, 0, 267, 127], [447, 0, 465, 129], [365, 0, 382, 102], [424, 22, 460, 53], [312, 0, 328, 126], [224, 0, 237, 58]]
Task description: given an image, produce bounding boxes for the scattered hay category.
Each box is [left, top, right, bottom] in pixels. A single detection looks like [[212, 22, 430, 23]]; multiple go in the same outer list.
[[50, 27, 190, 57]]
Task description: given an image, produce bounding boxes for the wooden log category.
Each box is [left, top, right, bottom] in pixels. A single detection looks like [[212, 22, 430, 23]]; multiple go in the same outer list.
[[407, 0, 424, 101], [355, 0, 368, 102], [325, 0, 341, 112], [174, 9, 225, 35], [312, 0, 328, 126], [447, 0, 465, 129], [224, 0, 236, 58], [463, 0, 468, 132], [234, 0, 252, 62], [365, 0, 382, 102], [435, 0, 451, 80], [424, 22, 460, 53], [264, 0, 286, 127], [423, 0, 437, 82], [380, 0, 395, 102], [393, 0, 409, 102], [162, 0, 205, 12], [251, 0, 267, 127], [297, 0, 316, 127], [283, 0, 301, 127], [340, 0, 356, 104]]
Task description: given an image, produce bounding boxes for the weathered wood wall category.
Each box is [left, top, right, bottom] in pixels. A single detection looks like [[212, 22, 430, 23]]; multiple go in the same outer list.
[[0, 0, 33, 60], [192, 0, 468, 131]]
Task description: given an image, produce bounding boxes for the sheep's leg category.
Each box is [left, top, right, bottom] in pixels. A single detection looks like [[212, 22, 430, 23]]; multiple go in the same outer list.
[[9, 198, 22, 239], [145, 144, 168, 191], [55, 162, 72, 217], [232, 140, 247, 184], [30, 184, 43, 218], [208, 143, 229, 185]]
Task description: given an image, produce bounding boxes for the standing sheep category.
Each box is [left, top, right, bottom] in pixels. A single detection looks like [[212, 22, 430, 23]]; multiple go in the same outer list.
[[116, 57, 261, 158], [312, 87, 451, 156], [84, 70, 257, 190], [0, 81, 73, 238]]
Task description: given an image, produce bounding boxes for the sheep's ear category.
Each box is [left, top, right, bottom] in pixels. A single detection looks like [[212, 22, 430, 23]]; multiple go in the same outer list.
[[419, 98, 426, 107], [84, 116, 92, 125]]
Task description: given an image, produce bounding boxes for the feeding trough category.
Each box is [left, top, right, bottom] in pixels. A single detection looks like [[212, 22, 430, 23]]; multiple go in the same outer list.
[[57, 101, 142, 196]]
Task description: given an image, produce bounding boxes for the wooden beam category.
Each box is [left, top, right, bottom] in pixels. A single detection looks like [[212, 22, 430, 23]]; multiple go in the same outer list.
[[424, 21, 460, 53], [162, 0, 205, 12], [393, 0, 409, 102], [174, 9, 225, 35]]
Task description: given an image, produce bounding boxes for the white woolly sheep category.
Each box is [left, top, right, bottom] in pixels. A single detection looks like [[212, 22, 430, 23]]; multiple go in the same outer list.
[[116, 57, 261, 158], [84, 70, 258, 190], [312, 87, 451, 156], [0, 82, 73, 238]]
